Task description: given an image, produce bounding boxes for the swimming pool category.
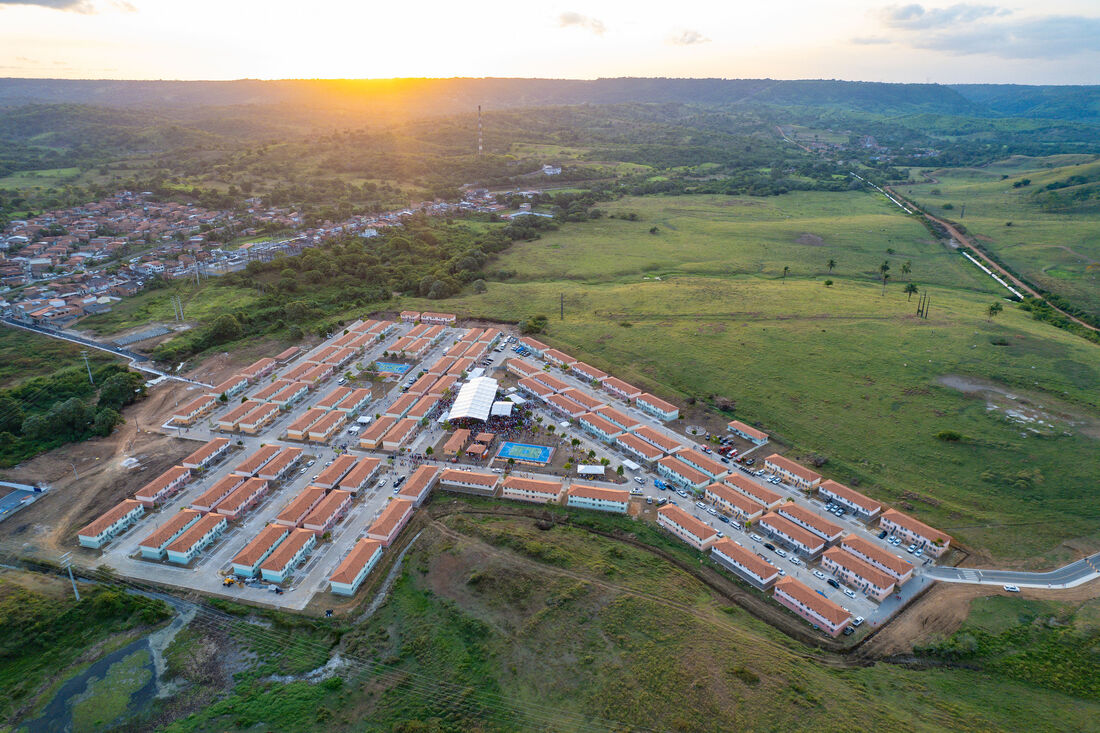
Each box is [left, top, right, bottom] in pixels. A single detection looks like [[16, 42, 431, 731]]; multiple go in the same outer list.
[[374, 362, 412, 375], [496, 442, 554, 465]]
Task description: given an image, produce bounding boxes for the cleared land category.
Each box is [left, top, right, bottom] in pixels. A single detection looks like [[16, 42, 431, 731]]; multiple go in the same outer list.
[[902, 156, 1100, 319], [403, 193, 1100, 564]]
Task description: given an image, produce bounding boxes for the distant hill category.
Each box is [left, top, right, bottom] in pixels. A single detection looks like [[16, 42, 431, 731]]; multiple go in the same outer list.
[[951, 84, 1100, 122], [0, 77, 985, 117]]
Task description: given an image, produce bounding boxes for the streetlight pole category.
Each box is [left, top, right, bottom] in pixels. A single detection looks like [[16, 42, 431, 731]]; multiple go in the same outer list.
[[59, 552, 80, 601]]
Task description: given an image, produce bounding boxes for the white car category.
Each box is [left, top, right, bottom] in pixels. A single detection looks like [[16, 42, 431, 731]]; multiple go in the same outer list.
[[377, 479, 387, 488], [843, 588, 857, 599], [1003, 584, 1021, 593], [775, 548, 788, 558], [749, 533, 763, 542], [788, 556, 803, 566], [812, 570, 827, 580]]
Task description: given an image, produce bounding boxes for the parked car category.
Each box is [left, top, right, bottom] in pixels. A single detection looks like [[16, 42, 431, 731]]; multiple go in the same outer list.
[[906, 544, 917, 554], [763, 542, 776, 552], [718, 515, 730, 524], [1003, 585, 1021, 593], [749, 533, 763, 542], [695, 501, 707, 510], [789, 556, 803, 566], [826, 579, 840, 589], [843, 588, 857, 598], [775, 548, 788, 558], [877, 530, 888, 539], [812, 570, 827, 580], [634, 476, 646, 485]]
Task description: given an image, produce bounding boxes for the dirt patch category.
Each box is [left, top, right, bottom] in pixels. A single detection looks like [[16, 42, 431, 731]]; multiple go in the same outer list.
[[0, 380, 200, 555], [796, 233, 826, 247], [938, 374, 1100, 440], [860, 580, 1100, 659]]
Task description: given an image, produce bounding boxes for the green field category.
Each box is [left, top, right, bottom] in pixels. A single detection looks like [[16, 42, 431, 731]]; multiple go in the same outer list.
[[159, 509, 1100, 732], [498, 192, 992, 292], [0, 327, 117, 390], [902, 156, 1100, 319], [78, 281, 261, 337], [401, 193, 1100, 563]]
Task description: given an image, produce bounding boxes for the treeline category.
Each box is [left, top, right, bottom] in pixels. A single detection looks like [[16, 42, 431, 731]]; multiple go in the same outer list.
[[152, 215, 559, 363], [0, 363, 145, 468]]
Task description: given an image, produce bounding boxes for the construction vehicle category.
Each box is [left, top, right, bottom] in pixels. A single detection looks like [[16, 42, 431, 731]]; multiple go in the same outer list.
[[222, 576, 236, 587]]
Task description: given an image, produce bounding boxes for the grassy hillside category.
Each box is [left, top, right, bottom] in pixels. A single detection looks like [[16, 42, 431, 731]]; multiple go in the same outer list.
[[158, 508, 1100, 732], [496, 192, 991, 292], [401, 194, 1100, 563], [0, 327, 116, 389], [902, 156, 1100, 319]]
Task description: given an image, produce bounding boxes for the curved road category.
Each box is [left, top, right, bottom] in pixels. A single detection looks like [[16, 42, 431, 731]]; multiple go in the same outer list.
[[927, 552, 1100, 589], [1, 318, 212, 388]]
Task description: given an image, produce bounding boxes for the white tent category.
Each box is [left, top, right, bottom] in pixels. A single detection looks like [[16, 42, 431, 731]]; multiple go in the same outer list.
[[490, 401, 514, 417], [449, 376, 499, 422]]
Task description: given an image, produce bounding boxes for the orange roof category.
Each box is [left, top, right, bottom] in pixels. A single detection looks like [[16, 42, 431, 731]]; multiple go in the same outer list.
[[705, 483, 765, 516], [330, 538, 383, 585], [501, 476, 563, 495], [638, 392, 678, 413], [559, 388, 605, 411], [360, 416, 397, 444], [818, 480, 881, 514], [723, 473, 782, 507], [218, 401, 258, 424], [165, 513, 224, 554], [260, 528, 314, 573], [595, 406, 640, 429], [518, 377, 554, 397], [633, 425, 681, 453], [286, 408, 325, 434], [543, 348, 576, 365], [314, 454, 358, 486], [712, 538, 779, 580], [758, 512, 824, 550], [235, 444, 281, 475], [369, 498, 416, 538], [317, 386, 353, 409], [547, 393, 586, 415], [192, 474, 244, 510], [570, 361, 607, 380], [239, 402, 280, 426], [341, 457, 382, 489], [217, 478, 268, 515], [182, 437, 229, 467], [136, 465, 190, 500], [778, 503, 844, 538], [579, 412, 623, 436], [439, 469, 497, 487], [657, 503, 716, 541], [80, 499, 142, 538], [823, 547, 894, 589], [679, 448, 727, 477], [615, 432, 664, 459], [656, 456, 710, 485], [443, 428, 470, 453], [232, 524, 289, 567], [765, 454, 822, 483], [304, 490, 352, 528], [276, 486, 325, 525], [727, 420, 768, 442], [881, 509, 952, 545], [258, 447, 303, 478], [252, 379, 291, 401], [175, 394, 215, 416], [841, 535, 914, 577], [774, 576, 849, 626], [567, 484, 630, 503], [602, 376, 641, 396], [399, 465, 440, 498]]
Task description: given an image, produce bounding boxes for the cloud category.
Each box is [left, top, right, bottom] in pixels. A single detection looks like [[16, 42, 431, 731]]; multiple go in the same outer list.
[[0, 0, 96, 11], [911, 15, 1100, 59], [558, 11, 606, 35], [880, 3, 1008, 30], [851, 36, 892, 45], [668, 29, 710, 46]]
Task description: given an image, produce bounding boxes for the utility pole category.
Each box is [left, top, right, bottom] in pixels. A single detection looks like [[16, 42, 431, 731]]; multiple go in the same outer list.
[[80, 350, 94, 385], [477, 105, 483, 157], [560, 292, 564, 321], [60, 552, 80, 601]]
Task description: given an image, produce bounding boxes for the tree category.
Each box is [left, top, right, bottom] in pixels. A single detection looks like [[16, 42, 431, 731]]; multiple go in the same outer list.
[[93, 407, 121, 437], [881, 272, 890, 296], [587, 450, 596, 459], [988, 302, 1004, 320], [218, 392, 228, 403], [571, 438, 580, 449], [208, 314, 242, 344], [879, 260, 890, 282], [616, 465, 624, 476], [826, 258, 836, 273], [782, 265, 790, 282], [472, 279, 488, 294], [425, 446, 433, 456], [901, 260, 912, 276], [97, 372, 142, 411], [824, 280, 833, 287], [904, 282, 919, 301]]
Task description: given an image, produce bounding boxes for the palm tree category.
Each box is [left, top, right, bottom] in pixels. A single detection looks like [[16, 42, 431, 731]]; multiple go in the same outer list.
[[827, 258, 836, 273], [782, 265, 790, 282], [988, 302, 1004, 320], [881, 272, 890, 296], [879, 260, 890, 282], [901, 260, 912, 276], [904, 282, 918, 301]]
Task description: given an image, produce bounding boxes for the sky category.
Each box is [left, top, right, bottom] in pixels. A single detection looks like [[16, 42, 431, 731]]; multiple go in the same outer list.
[[1, 0, 1099, 84]]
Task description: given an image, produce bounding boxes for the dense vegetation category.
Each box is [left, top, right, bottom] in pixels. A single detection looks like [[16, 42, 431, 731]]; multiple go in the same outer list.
[[0, 360, 145, 467]]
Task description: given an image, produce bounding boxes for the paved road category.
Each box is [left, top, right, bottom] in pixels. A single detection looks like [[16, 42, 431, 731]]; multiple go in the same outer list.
[[0, 318, 212, 387], [927, 553, 1100, 589]]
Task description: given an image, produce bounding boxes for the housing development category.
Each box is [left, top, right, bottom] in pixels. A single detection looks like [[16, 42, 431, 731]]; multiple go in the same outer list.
[[72, 311, 953, 639]]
